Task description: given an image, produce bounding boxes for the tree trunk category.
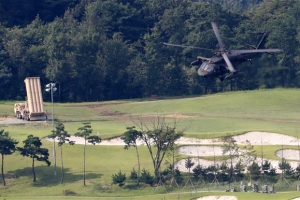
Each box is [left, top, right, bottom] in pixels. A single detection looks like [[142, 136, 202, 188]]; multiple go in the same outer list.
[[1, 154, 6, 186], [83, 137, 86, 186], [60, 146, 64, 184], [135, 146, 140, 186], [32, 158, 36, 182]]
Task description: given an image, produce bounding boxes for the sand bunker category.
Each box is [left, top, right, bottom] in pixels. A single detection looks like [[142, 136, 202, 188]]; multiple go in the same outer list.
[[175, 132, 300, 173], [233, 132, 299, 145], [45, 131, 300, 174], [276, 149, 300, 160], [45, 131, 300, 146], [197, 196, 237, 200], [178, 146, 246, 157], [179, 146, 224, 156]]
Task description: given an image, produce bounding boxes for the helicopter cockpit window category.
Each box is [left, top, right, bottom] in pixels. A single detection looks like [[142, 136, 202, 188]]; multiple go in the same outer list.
[[200, 63, 215, 72]]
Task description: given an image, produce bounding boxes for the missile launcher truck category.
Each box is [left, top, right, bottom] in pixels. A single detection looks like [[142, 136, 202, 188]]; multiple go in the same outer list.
[[14, 77, 46, 121]]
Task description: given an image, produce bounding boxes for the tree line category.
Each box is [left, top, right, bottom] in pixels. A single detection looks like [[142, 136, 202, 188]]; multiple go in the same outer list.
[[0, 0, 299, 102]]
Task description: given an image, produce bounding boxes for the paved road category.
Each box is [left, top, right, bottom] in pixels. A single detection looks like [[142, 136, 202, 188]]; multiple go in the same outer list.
[[0, 117, 48, 124]]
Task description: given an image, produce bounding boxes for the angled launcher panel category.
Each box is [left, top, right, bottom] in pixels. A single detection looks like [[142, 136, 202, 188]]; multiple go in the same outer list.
[[24, 77, 45, 120]]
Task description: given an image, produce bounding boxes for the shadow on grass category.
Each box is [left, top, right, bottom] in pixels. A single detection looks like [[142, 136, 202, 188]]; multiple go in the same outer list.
[[8, 166, 102, 186]]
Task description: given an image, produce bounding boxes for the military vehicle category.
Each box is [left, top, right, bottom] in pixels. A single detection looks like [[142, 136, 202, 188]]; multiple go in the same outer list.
[[164, 22, 283, 81], [14, 77, 46, 121]]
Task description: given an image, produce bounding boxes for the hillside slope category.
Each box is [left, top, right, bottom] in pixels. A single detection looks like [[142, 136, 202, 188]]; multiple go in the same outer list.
[[89, 89, 300, 138]]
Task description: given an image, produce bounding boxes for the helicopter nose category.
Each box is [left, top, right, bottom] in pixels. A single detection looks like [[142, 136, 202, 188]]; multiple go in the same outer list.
[[197, 68, 210, 76]]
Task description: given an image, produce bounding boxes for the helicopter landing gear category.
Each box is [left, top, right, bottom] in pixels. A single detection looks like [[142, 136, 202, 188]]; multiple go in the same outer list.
[[224, 71, 244, 80]]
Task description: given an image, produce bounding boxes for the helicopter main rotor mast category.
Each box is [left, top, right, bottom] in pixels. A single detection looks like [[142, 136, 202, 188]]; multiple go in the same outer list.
[[211, 22, 236, 73]]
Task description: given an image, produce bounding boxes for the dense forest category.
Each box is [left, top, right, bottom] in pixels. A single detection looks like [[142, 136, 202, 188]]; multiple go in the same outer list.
[[0, 0, 299, 102]]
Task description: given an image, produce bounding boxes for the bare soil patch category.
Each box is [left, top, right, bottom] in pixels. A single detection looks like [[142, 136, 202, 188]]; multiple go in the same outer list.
[[100, 110, 126, 116], [164, 114, 194, 118], [0, 116, 11, 121]]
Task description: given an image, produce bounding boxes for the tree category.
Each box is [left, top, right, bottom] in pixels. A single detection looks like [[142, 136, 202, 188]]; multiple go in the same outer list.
[[75, 122, 101, 186], [133, 117, 184, 178], [185, 157, 195, 174], [221, 134, 239, 183], [17, 135, 51, 182], [121, 126, 142, 186], [44, 12, 80, 102], [139, 168, 154, 185], [295, 164, 300, 178], [193, 164, 204, 179], [234, 160, 245, 179], [206, 164, 218, 180], [262, 160, 271, 174], [112, 170, 126, 187], [279, 158, 293, 175], [219, 162, 229, 182], [0, 129, 18, 186], [247, 162, 261, 181], [241, 140, 256, 179], [129, 168, 138, 180], [0, 42, 12, 100], [241, 140, 257, 166], [48, 122, 75, 184]]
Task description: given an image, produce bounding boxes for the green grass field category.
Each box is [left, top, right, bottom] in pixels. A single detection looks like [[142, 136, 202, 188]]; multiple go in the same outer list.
[[1, 88, 300, 199]]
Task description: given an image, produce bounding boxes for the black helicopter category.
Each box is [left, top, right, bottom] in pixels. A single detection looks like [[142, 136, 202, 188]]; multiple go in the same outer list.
[[163, 22, 283, 81]]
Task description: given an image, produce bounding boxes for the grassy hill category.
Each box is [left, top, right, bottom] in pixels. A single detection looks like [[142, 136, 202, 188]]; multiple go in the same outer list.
[[47, 88, 300, 138], [1, 88, 300, 199]]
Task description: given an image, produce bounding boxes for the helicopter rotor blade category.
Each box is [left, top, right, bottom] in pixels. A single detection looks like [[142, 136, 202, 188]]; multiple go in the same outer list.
[[197, 56, 211, 61], [211, 22, 225, 50], [163, 42, 214, 51], [222, 53, 236, 73], [230, 49, 283, 54]]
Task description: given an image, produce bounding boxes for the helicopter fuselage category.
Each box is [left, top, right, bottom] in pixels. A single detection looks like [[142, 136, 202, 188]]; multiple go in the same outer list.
[[164, 22, 283, 81], [195, 52, 261, 80]]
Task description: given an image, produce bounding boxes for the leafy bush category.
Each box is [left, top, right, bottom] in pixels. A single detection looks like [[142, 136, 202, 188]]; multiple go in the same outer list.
[[112, 170, 126, 187], [63, 189, 76, 196], [173, 167, 183, 184]]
